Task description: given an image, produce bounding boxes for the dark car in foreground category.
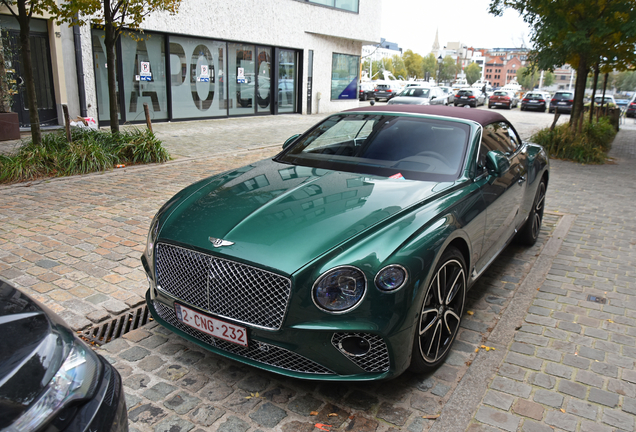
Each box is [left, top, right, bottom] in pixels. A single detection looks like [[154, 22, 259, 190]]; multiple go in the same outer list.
[[549, 91, 574, 114], [521, 92, 550, 112], [453, 89, 485, 107], [0, 280, 128, 432], [143, 105, 549, 381]]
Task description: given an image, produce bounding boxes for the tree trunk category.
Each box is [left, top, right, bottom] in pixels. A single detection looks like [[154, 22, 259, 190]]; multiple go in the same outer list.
[[570, 57, 589, 131], [104, 0, 120, 133], [599, 72, 608, 120], [17, 0, 41, 145], [589, 64, 599, 124]]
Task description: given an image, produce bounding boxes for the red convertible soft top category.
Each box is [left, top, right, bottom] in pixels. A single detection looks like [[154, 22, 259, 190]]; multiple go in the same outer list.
[[344, 105, 509, 127]]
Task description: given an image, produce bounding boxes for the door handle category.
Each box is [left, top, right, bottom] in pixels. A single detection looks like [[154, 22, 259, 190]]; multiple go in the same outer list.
[[518, 176, 526, 185]]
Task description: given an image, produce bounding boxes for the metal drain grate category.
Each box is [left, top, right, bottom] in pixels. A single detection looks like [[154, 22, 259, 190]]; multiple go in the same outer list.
[[81, 305, 152, 346]]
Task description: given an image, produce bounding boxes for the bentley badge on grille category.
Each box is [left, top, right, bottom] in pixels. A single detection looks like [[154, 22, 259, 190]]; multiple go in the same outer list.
[[209, 237, 234, 247]]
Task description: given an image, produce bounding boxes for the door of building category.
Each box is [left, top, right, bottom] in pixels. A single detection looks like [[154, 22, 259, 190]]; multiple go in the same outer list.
[[7, 30, 57, 127]]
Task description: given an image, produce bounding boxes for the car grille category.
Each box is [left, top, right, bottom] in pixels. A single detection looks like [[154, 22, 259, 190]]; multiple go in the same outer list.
[[153, 301, 333, 375], [331, 332, 390, 373], [155, 243, 291, 330]]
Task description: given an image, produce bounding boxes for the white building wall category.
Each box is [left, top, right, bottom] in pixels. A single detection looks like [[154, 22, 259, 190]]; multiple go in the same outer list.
[[81, 0, 381, 119]]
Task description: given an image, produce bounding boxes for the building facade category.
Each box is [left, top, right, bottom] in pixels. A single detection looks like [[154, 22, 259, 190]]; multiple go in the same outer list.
[[1, 0, 381, 128]]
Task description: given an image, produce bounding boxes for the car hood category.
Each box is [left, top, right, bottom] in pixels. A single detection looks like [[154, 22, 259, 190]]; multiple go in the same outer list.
[[0, 281, 67, 425], [158, 159, 451, 275]]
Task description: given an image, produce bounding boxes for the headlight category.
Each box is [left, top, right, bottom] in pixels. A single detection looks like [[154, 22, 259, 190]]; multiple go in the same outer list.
[[146, 213, 161, 257], [375, 265, 408, 291], [10, 340, 101, 432], [312, 266, 366, 313]]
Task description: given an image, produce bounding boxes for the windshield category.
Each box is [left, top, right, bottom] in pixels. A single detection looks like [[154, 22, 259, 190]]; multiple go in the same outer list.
[[493, 91, 508, 96], [399, 88, 430, 98], [276, 114, 470, 181], [526, 93, 545, 100]]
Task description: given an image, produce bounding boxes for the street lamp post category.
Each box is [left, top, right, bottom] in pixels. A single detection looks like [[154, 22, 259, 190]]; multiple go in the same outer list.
[[437, 55, 443, 85]]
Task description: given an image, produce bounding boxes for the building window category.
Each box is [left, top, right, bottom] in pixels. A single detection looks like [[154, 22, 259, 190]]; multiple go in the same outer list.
[[304, 0, 358, 13], [331, 53, 359, 100]]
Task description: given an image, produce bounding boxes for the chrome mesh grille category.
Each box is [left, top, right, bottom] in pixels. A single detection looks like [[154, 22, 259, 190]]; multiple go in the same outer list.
[[331, 332, 390, 373], [153, 301, 333, 375], [155, 243, 291, 330]]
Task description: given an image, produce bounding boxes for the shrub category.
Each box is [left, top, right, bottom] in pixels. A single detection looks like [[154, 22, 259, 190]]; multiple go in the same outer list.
[[531, 117, 616, 164], [0, 128, 170, 184]]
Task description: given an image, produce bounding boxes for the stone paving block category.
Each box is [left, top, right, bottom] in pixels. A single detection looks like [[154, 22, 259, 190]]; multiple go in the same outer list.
[[376, 402, 412, 426], [588, 388, 619, 407], [512, 399, 544, 421], [474, 406, 520, 432], [155, 416, 195, 432], [528, 373, 556, 389], [535, 347, 562, 362], [142, 382, 177, 402], [483, 390, 515, 411], [590, 361, 618, 377], [545, 362, 573, 379], [579, 419, 613, 432], [288, 394, 324, 416], [128, 403, 168, 425], [249, 402, 287, 428], [607, 378, 636, 398], [565, 398, 598, 421], [217, 416, 250, 432], [544, 409, 578, 432], [498, 363, 527, 382], [505, 352, 543, 371], [223, 389, 262, 415], [558, 380, 588, 400], [578, 346, 605, 361], [562, 354, 590, 369], [521, 419, 554, 432], [490, 376, 532, 398], [602, 408, 635, 431], [533, 389, 563, 408], [189, 406, 225, 427], [511, 342, 535, 356]]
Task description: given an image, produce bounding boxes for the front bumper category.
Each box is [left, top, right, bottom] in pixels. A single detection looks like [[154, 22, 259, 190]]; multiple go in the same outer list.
[[147, 290, 413, 381]]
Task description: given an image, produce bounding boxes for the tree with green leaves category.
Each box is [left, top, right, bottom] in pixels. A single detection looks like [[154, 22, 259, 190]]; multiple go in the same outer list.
[[614, 71, 636, 92], [391, 54, 407, 80], [421, 54, 437, 81], [490, 0, 636, 129], [465, 62, 481, 85], [52, 0, 181, 133], [438, 56, 459, 84], [402, 49, 423, 79]]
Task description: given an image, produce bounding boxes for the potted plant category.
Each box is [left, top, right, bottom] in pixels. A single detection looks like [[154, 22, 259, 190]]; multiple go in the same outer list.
[[0, 29, 20, 141]]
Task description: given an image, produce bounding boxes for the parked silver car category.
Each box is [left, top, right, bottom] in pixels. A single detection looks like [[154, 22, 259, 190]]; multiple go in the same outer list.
[[387, 86, 448, 105]]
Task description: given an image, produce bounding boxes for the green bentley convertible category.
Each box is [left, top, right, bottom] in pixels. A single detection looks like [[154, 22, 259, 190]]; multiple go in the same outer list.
[[142, 105, 549, 380]]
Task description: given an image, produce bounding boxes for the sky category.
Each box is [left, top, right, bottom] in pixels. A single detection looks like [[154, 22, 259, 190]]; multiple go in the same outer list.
[[380, 0, 533, 56]]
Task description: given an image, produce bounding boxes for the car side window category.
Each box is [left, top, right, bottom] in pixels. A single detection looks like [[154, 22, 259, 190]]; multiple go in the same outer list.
[[478, 122, 516, 168]]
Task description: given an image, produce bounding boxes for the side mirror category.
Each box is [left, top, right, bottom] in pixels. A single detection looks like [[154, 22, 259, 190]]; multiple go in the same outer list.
[[485, 150, 510, 177], [283, 133, 302, 149], [430, 96, 436, 100]]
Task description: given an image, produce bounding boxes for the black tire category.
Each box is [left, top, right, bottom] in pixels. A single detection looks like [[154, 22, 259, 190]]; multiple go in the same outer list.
[[517, 179, 546, 246], [409, 247, 466, 373], [488, 104, 493, 109], [520, 106, 525, 111]]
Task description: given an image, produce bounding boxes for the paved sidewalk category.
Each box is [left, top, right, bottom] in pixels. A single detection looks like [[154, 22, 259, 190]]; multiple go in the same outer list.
[[1, 113, 635, 431]]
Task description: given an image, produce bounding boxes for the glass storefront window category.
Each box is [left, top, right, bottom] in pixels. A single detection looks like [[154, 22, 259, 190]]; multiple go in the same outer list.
[[256, 47, 272, 114], [92, 29, 120, 123], [228, 43, 255, 116], [170, 36, 227, 119], [331, 53, 359, 100], [121, 33, 168, 121], [278, 50, 297, 113]]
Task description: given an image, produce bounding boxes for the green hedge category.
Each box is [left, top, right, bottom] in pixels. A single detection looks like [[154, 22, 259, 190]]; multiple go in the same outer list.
[[0, 128, 170, 184], [531, 118, 616, 164]]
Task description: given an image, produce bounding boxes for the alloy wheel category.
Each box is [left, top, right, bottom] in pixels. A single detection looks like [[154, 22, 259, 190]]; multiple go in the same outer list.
[[417, 257, 466, 364], [530, 181, 546, 240]]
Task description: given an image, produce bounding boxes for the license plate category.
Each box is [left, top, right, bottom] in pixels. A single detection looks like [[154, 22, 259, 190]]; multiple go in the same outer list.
[[558, 102, 566, 105], [175, 303, 248, 347], [495, 102, 502, 105], [461, 96, 467, 99]]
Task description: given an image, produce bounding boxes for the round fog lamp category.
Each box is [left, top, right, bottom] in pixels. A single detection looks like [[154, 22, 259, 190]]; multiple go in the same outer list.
[[375, 265, 408, 291]]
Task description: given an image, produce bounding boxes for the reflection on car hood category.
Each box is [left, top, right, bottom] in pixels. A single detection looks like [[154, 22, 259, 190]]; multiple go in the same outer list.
[[159, 159, 449, 274], [389, 96, 428, 105], [0, 281, 65, 425]]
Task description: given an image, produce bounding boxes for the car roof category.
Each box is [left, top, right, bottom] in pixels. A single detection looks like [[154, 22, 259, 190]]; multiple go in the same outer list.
[[343, 105, 509, 127]]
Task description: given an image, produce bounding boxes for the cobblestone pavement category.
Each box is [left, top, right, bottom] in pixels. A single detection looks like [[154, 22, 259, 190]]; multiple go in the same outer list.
[[1, 112, 635, 431]]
